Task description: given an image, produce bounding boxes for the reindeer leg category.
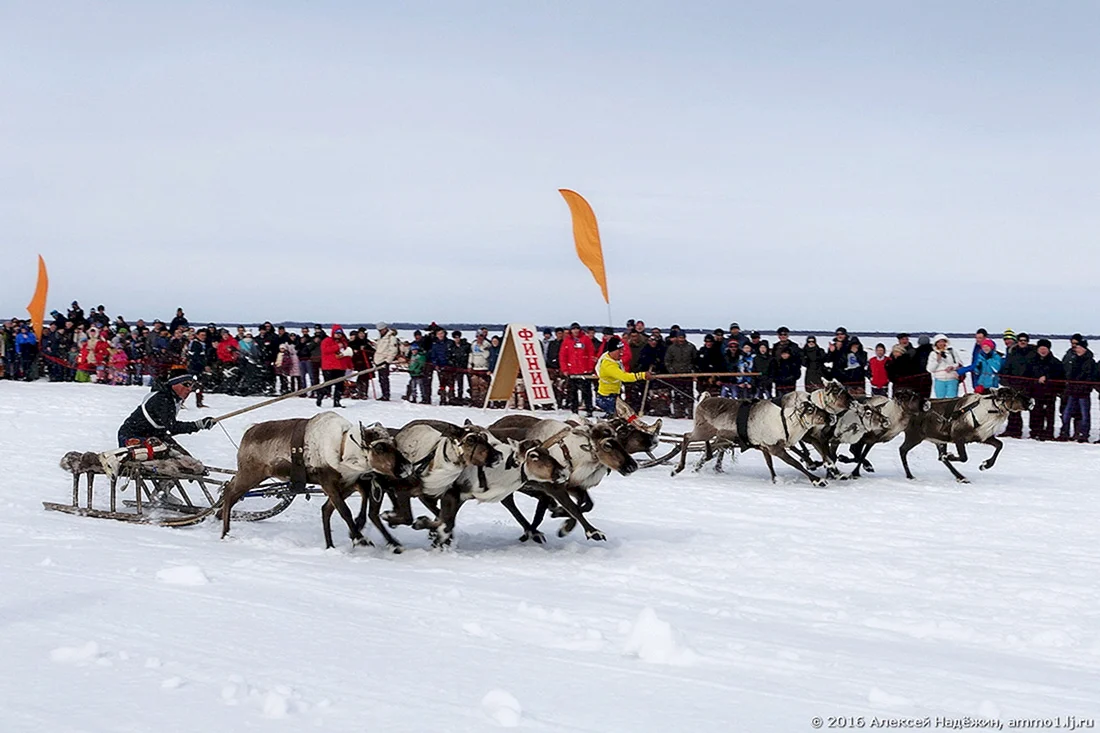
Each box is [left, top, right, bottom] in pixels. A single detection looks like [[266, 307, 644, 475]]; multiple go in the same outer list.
[[772, 448, 828, 487], [898, 433, 921, 480], [501, 494, 545, 544], [673, 435, 691, 476], [219, 470, 265, 539], [979, 436, 1004, 471], [760, 449, 778, 483], [936, 444, 970, 483], [321, 499, 337, 549], [430, 491, 462, 549], [366, 480, 403, 553], [382, 489, 414, 527], [321, 481, 372, 547], [537, 483, 606, 541], [714, 446, 725, 473]]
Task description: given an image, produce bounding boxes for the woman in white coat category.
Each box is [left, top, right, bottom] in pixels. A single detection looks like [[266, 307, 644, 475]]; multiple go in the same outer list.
[[926, 333, 963, 398]]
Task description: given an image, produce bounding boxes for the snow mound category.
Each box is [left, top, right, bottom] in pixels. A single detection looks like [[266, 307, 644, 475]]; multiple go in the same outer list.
[[262, 690, 290, 719], [622, 607, 698, 666], [481, 689, 522, 728], [161, 676, 184, 690], [155, 565, 210, 586], [50, 641, 102, 665]]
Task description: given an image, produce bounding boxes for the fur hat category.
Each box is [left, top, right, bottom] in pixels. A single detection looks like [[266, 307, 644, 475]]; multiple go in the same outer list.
[[933, 333, 950, 346], [1037, 338, 1052, 349], [604, 335, 623, 352]]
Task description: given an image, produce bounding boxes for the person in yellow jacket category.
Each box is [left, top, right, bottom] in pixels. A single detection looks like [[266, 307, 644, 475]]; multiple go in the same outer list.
[[594, 335, 649, 415]]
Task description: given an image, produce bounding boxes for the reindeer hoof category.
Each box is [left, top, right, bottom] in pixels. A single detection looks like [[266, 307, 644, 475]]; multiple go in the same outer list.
[[956, 477, 971, 484], [839, 473, 857, 481], [979, 461, 992, 471], [352, 536, 373, 548], [389, 545, 404, 555], [586, 529, 607, 541], [520, 530, 547, 545], [863, 464, 875, 473], [412, 515, 434, 531], [812, 478, 829, 488]]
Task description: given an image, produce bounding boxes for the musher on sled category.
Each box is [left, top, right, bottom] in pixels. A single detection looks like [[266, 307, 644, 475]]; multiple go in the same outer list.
[[98, 373, 216, 476]]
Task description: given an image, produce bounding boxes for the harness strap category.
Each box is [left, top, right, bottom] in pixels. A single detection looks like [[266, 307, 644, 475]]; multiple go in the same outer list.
[[289, 419, 309, 491], [736, 400, 754, 445]]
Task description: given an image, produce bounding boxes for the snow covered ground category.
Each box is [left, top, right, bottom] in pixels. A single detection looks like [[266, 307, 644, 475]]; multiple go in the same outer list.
[[1, 378, 1098, 732]]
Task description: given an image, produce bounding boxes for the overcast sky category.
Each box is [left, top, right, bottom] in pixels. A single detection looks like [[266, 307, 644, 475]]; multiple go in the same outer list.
[[2, 1, 1097, 332]]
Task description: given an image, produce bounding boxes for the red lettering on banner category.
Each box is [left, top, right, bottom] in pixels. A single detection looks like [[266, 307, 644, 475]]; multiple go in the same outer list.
[[530, 371, 545, 386], [532, 386, 551, 400], [517, 328, 534, 340], [522, 343, 537, 357], [525, 357, 541, 371]]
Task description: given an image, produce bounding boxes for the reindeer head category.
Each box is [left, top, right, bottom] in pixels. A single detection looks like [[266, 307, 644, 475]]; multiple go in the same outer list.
[[798, 401, 835, 428], [992, 387, 1034, 412], [816, 379, 853, 413], [577, 422, 638, 476], [458, 420, 502, 468], [893, 389, 931, 414], [509, 439, 568, 484], [857, 403, 890, 432], [359, 422, 407, 478], [608, 398, 662, 453]]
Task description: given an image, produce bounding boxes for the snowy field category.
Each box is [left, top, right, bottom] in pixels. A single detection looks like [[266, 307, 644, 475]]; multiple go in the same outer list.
[[1, 376, 1099, 732]]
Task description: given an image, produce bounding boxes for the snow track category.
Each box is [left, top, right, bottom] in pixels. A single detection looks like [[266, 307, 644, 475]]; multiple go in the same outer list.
[[1, 381, 1098, 731]]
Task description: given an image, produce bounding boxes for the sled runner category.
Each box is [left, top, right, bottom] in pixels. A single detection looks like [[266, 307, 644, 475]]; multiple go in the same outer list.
[[44, 451, 316, 527]]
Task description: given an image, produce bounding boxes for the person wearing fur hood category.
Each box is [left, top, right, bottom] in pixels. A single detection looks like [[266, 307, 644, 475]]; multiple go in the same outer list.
[[926, 333, 963, 398]]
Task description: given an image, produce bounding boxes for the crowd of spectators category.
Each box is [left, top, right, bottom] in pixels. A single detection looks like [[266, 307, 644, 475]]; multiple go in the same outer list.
[[3, 304, 1097, 442]]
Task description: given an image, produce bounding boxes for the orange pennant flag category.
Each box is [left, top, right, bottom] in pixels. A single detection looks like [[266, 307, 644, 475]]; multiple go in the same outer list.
[[559, 189, 609, 304], [26, 255, 49, 342]]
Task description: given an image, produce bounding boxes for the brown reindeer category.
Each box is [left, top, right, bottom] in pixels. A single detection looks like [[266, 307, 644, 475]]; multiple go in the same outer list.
[[220, 413, 402, 548]]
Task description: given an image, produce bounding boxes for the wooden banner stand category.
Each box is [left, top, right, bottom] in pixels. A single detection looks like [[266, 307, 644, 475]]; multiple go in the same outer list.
[[483, 324, 558, 410]]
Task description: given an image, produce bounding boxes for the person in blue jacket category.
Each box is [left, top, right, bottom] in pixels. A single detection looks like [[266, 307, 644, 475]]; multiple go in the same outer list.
[[14, 326, 38, 381], [958, 338, 1003, 394]]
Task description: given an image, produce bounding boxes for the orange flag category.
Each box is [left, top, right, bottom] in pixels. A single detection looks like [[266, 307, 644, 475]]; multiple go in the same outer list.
[[559, 189, 609, 304], [26, 255, 49, 341]]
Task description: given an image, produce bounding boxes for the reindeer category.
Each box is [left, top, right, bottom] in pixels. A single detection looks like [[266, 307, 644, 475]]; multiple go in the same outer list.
[[377, 419, 501, 535], [791, 402, 891, 480], [488, 416, 638, 543], [220, 413, 403, 548], [410, 435, 568, 549], [898, 387, 1033, 483], [673, 394, 835, 485], [489, 398, 659, 540], [837, 389, 930, 478], [712, 381, 853, 475]]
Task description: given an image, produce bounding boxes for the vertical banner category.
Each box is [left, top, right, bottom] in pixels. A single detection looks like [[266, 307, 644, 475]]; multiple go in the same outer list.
[[26, 255, 49, 341], [559, 189, 609, 304], [483, 324, 558, 409]]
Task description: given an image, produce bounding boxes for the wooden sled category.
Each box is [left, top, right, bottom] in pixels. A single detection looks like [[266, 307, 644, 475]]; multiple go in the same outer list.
[[44, 456, 313, 527]]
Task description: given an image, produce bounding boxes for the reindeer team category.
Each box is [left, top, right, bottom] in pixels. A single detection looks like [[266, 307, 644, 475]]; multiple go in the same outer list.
[[219, 382, 1032, 550]]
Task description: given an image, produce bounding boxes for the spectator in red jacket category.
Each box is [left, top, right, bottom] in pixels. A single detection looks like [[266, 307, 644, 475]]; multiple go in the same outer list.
[[868, 343, 892, 396], [316, 325, 353, 408], [560, 321, 595, 416]]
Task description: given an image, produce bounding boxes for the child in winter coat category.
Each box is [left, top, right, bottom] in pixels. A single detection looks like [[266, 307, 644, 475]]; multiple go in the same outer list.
[[926, 334, 963, 398], [108, 347, 130, 385], [405, 344, 429, 403], [957, 338, 1003, 394], [735, 343, 756, 399], [868, 343, 891, 396]]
